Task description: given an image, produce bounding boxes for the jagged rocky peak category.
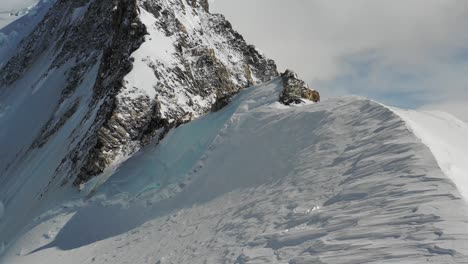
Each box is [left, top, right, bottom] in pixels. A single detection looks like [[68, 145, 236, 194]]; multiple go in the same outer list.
[[0, 0, 279, 188], [76, 0, 279, 184], [279, 69, 320, 105]]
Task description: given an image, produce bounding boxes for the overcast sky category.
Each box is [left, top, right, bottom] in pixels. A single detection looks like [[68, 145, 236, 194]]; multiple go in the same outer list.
[[212, 0, 468, 122]]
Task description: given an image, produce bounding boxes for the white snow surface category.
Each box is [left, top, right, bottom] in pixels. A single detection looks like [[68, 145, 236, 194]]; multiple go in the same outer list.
[[0, 0, 276, 251], [0, 2, 103, 244], [119, 2, 266, 121], [121, 8, 177, 100], [392, 108, 468, 202], [1, 79, 468, 263]]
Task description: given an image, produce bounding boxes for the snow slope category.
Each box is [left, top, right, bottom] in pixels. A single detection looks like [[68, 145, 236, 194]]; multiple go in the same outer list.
[[392, 108, 468, 202], [1, 79, 468, 264], [0, 0, 277, 248]]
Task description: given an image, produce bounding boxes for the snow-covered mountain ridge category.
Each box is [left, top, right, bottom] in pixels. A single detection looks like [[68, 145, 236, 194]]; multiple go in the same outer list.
[[1, 0, 468, 263], [1, 79, 468, 263], [0, 0, 277, 185], [0, 0, 279, 244]]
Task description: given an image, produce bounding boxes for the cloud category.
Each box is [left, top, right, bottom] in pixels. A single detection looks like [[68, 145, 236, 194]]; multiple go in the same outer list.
[[212, 0, 468, 120], [420, 100, 468, 123]]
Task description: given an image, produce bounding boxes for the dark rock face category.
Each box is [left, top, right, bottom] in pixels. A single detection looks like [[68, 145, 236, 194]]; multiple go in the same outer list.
[[74, 0, 278, 184], [279, 70, 320, 105], [190, 0, 209, 12], [72, 0, 148, 183], [1, 0, 147, 187], [0, 0, 279, 186], [211, 93, 235, 112]]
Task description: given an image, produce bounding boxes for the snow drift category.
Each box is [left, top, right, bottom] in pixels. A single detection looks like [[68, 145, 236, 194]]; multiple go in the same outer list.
[[392, 108, 468, 202], [1, 79, 468, 264]]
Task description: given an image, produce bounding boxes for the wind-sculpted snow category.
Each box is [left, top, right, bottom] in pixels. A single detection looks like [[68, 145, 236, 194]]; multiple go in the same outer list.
[[392, 108, 468, 202], [2, 79, 468, 264]]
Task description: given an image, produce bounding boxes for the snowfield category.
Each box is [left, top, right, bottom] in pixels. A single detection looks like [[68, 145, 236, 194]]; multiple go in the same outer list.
[[1, 79, 468, 263]]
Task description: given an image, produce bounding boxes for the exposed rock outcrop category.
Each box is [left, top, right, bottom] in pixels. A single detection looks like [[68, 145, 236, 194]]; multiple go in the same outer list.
[[211, 92, 235, 112], [279, 70, 320, 105], [190, 0, 209, 12]]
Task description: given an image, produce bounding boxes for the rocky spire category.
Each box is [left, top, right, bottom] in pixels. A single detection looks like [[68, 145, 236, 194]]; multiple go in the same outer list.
[[279, 70, 320, 104]]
